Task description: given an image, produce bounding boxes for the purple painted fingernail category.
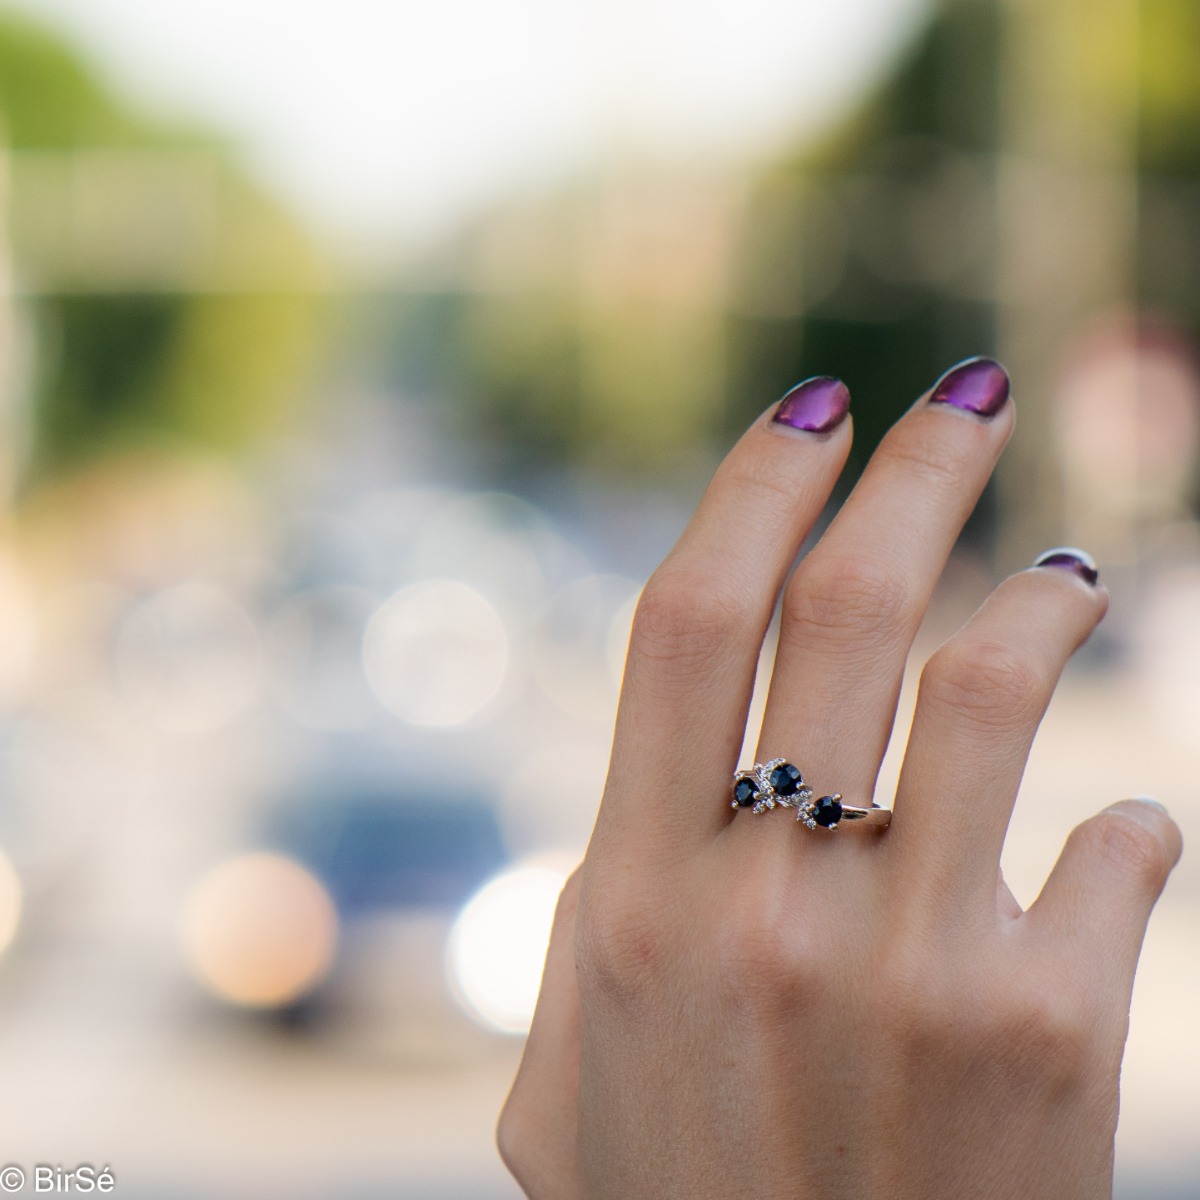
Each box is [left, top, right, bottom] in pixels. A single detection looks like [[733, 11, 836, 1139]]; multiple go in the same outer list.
[[1033, 546, 1099, 586], [771, 376, 850, 434], [928, 357, 1010, 417]]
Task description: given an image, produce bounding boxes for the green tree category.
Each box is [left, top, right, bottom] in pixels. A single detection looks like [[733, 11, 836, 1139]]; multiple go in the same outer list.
[[0, 10, 326, 480]]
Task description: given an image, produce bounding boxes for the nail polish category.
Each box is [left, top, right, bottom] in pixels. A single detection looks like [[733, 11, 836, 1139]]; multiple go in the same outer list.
[[772, 377, 850, 434], [1033, 546, 1099, 586], [928, 357, 1010, 417]]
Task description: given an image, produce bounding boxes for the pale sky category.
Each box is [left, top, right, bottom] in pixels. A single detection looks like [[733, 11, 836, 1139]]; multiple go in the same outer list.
[[4, 0, 930, 248]]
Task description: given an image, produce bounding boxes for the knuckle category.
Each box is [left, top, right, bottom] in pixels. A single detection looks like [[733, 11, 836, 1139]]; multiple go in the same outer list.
[[710, 895, 816, 1023], [881, 951, 1089, 1093], [874, 946, 959, 1049], [1074, 810, 1175, 893], [575, 887, 666, 1008], [629, 566, 748, 675], [784, 553, 910, 650], [920, 637, 1045, 729], [984, 984, 1091, 1091]]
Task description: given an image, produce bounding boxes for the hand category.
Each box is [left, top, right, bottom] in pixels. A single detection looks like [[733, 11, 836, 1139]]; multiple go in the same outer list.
[[498, 361, 1182, 1200]]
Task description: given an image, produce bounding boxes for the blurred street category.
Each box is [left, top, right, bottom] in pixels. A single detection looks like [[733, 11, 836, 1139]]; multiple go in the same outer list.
[[0, 439, 1197, 1195], [0, 0, 1199, 1196]]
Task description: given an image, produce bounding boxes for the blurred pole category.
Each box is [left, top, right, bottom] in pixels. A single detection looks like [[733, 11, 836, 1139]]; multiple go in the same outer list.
[[993, 0, 1140, 569]]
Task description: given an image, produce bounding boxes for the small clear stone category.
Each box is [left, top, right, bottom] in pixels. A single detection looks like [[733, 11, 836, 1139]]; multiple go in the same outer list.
[[767, 761, 803, 797], [812, 795, 843, 828]]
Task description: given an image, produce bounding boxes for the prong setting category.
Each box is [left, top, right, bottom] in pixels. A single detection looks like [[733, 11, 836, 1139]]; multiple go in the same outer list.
[[731, 759, 812, 816], [731, 766, 888, 832]]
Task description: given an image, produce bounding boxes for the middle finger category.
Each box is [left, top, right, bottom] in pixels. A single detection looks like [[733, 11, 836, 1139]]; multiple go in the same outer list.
[[750, 357, 1013, 824]]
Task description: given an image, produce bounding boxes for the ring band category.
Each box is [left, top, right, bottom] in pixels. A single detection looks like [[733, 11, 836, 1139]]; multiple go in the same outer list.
[[731, 758, 891, 832]]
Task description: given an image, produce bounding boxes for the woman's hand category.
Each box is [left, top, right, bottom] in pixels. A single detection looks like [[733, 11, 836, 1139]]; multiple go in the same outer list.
[[498, 360, 1181, 1200]]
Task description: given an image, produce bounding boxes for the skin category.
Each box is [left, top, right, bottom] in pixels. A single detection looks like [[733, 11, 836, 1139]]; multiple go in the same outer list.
[[497, 372, 1183, 1200]]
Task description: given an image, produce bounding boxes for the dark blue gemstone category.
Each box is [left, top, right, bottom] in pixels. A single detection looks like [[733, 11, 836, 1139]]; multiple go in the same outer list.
[[767, 762, 803, 797], [733, 777, 760, 808], [812, 796, 843, 828]]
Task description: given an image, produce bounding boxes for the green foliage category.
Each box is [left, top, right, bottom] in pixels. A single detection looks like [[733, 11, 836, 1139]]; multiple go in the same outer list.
[[726, 0, 1002, 468], [1138, 0, 1200, 174], [37, 293, 183, 459], [0, 11, 146, 148], [0, 11, 324, 483]]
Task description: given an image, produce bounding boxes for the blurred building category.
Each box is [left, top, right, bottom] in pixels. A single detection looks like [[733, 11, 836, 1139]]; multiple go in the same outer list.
[[380, 0, 1200, 576], [0, 12, 326, 485]]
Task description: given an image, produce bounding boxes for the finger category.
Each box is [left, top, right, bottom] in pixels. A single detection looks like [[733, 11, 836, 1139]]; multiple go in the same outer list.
[[1025, 799, 1181, 1012], [595, 378, 853, 856], [498, 868, 583, 1197], [891, 551, 1107, 906], [752, 357, 1012, 818]]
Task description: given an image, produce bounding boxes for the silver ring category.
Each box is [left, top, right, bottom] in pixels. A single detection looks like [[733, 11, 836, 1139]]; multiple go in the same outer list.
[[731, 758, 891, 832]]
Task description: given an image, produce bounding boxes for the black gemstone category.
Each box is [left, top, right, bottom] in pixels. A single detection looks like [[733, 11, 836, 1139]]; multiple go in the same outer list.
[[767, 762, 803, 797], [812, 795, 843, 828], [733, 777, 760, 808]]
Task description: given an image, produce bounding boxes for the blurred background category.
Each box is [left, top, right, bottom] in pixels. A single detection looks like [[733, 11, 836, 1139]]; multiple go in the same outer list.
[[0, 0, 1196, 1195]]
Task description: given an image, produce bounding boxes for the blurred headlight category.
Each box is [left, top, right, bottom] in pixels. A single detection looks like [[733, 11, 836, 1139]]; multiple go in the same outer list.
[[363, 579, 508, 727], [446, 862, 568, 1035], [181, 852, 338, 1007]]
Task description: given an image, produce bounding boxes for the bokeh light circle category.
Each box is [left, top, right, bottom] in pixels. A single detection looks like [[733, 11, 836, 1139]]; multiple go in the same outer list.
[[363, 579, 509, 727], [181, 853, 338, 1008], [446, 862, 568, 1035]]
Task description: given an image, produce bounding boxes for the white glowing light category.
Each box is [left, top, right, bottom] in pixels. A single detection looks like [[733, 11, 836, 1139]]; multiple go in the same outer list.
[[0, 848, 23, 959], [180, 853, 338, 1008], [363, 579, 509, 727], [447, 863, 568, 1035]]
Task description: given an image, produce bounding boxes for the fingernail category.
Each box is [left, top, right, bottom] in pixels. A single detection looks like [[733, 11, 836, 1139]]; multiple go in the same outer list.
[[1125, 796, 1170, 816], [1102, 797, 1172, 834], [927, 357, 1010, 417], [772, 376, 850, 434], [1032, 546, 1099, 586]]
